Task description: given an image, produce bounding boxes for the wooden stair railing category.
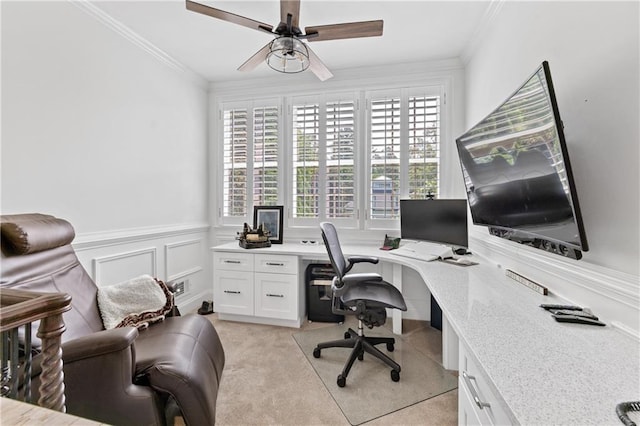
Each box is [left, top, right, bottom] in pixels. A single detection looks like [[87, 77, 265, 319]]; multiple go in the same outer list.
[[0, 288, 72, 412]]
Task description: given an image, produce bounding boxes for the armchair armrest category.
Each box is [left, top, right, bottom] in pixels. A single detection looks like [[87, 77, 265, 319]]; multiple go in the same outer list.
[[58, 327, 161, 425], [62, 327, 138, 363]]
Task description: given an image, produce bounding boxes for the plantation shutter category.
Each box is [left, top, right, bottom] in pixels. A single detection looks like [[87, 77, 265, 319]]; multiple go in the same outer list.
[[223, 108, 248, 217], [253, 105, 279, 206], [407, 95, 440, 199], [292, 102, 320, 218], [325, 100, 356, 219], [370, 96, 401, 219]]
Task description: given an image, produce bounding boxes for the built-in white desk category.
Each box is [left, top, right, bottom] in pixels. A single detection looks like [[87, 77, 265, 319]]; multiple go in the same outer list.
[[212, 241, 639, 425]]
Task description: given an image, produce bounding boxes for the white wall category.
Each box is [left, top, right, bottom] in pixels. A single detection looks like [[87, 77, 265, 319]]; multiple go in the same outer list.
[[464, 1, 639, 332], [1, 1, 208, 233], [1, 1, 212, 311]]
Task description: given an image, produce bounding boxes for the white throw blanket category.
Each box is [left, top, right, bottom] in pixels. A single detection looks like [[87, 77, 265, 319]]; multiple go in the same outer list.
[[97, 274, 172, 329]]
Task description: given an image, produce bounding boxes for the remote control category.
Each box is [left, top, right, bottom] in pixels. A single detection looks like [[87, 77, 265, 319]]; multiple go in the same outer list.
[[550, 309, 599, 320], [552, 314, 605, 326], [540, 303, 582, 311]]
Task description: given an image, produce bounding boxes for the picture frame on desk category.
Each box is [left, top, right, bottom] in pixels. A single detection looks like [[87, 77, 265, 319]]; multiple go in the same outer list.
[[253, 205, 284, 244]]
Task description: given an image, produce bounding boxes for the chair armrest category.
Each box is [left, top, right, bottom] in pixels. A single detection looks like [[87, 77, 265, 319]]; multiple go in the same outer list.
[[62, 327, 138, 363], [57, 327, 161, 424], [348, 256, 379, 265], [344, 256, 379, 274], [342, 273, 383, 285]]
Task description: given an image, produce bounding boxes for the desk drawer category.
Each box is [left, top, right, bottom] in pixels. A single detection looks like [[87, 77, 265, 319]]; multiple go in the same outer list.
[[254, 254, 298, 275], [254, 272, 298, 320], [214, 252, 253, 271]]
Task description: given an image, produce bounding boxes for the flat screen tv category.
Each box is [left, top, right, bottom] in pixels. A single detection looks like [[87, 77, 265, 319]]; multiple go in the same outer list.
[[400, 199, 468, 249], [456, 61, 588, 259]]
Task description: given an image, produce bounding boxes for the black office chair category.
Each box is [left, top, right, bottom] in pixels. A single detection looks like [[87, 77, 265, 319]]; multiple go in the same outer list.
[[313, 222, 407, 387]]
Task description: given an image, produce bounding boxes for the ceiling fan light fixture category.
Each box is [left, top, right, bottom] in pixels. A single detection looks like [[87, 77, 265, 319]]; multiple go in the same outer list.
[[266, 36, 310, 74]]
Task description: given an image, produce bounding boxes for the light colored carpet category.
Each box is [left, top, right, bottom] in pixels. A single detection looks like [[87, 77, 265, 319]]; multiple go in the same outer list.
[[206, 314, 459, 425], [293, 323, 458, 425]]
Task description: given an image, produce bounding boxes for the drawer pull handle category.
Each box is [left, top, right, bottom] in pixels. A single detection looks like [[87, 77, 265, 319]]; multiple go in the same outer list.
[[224, 290, 241, 294], [266, 262, 285, 266], [224, 260, 241, 264], [462, 371, 491, 409], [266, 293, 284, 298]]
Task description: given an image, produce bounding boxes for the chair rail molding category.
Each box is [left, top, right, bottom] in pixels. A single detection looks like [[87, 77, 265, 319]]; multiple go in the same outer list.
[[73, 223, 210, 251]]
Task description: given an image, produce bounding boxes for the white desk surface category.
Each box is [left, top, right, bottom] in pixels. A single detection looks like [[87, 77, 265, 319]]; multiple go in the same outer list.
[[212, 241, 639, 425]]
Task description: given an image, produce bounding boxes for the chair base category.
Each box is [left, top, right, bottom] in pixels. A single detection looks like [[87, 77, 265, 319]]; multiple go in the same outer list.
[[313, 324, 401, 387]]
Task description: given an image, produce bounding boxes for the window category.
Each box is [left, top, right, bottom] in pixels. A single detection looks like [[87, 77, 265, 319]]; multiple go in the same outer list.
[[221, 100, 280, 223], [368, 89, 441, 222], [291, 101, 320, 218], [290, 95, 357, 225], [222, 107, 248, 218], [370, 96, 401, 219], [407, 95, 440, 199], [217, 85, 444, 230], [253, 106, 279, 206], [325, 100, 356, 219]]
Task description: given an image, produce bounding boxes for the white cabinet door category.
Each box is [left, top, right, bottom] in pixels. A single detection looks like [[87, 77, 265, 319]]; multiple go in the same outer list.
[[254, 272, 298, 320], [214, 270, 254, 315], [458, 374, 485, 426], [458, 343, 514, 426]]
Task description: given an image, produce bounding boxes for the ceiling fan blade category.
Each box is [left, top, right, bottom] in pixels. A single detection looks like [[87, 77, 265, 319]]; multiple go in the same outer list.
[[307, 45, 333, 82], [305, 20, 383, 42], [186, 0, 273, 33], [280, 0, 300, 28], [238, 42, 273, 72]]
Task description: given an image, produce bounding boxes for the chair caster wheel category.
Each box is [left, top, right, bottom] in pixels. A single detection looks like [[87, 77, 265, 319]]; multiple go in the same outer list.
[[391, 369, 400, 382], [313, 348, 321, 358], [387, 342, 395, 352], [358, 352, 364, 361], [337, 375, 346, 387], [344, 331, 351, 339]]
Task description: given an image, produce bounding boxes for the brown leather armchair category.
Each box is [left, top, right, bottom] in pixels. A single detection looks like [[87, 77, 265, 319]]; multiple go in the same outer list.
[[0, 213, 225, 425]]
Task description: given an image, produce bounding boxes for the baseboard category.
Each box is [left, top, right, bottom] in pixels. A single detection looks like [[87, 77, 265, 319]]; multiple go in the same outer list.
[[177, 289, 212, 315]]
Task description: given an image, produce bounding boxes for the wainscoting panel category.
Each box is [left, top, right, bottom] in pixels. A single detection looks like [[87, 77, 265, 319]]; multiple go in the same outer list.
[[93, 247, 157, 286], [165, 238, 203, 281], [74, 223, 211, 313]]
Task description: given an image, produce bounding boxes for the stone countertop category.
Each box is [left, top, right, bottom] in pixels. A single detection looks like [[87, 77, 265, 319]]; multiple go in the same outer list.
[[212, 241, 640, 425]]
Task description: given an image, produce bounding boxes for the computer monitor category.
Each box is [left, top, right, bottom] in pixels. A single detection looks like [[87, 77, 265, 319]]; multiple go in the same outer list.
[[400, 199, 468, 248]]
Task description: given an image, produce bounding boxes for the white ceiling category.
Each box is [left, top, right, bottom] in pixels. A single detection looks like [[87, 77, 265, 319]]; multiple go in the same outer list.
[[92, 0, 493, 83]]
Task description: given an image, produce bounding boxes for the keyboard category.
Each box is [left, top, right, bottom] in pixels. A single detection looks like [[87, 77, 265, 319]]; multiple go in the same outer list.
[[390, 241, 453, 262]]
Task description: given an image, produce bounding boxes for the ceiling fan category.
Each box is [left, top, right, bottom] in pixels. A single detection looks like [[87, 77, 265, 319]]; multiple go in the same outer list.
[[185, 0, 384, 81]]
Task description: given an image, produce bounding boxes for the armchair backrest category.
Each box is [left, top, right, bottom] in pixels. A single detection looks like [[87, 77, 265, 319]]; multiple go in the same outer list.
[[1, 214, 105, 344], [320, 222, 347, 280]]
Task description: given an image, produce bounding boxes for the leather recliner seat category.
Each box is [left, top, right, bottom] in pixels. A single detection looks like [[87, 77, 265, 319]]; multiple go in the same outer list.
[[0, 213, 225, 425]]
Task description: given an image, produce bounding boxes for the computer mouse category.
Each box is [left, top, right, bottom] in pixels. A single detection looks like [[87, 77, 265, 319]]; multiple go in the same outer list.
[[455, 257, 474, 265]]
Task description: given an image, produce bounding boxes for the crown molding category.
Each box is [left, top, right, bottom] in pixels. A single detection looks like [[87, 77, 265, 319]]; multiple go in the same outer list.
[[210, 57, 464, 98], [70, 0, 208, 90], [460, 0, 505, 65]]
